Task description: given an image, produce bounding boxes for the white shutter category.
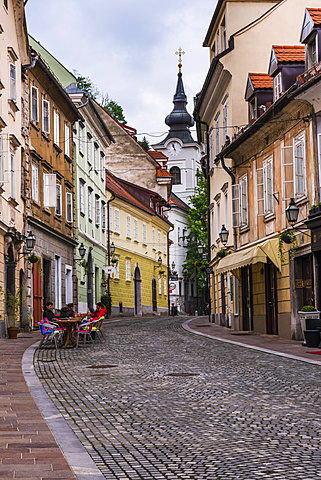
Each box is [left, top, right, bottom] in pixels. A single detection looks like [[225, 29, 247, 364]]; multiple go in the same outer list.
[[134, 218, 138, 241], [281, 144, 294, 201], [126, 259, 130, 281], [65, 124, 70, 157], [42, 99, 50, 134], [143, 223, 147, 244], [115, 209, 119, 233], [32, 164, 38, 202], [232, 184, 239, 227], [256, 167, 264, 216], [31, 86, 38, 122], [43, 173, 56, 207], [66, 192, 72, 222], [9, 63, 16, 101], [54, 111, 60, 145], [127, 214, 131, 238], [209, 129, 214, 169], [56, 183, 62, 215], [109, 205, 113, 231]]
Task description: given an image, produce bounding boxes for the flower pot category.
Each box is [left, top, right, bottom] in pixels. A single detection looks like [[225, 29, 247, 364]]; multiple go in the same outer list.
[[29, 257, 38, 264], [282, 235, 292, 244], [299, 311, 321, 336], [304, 330, 320, 348], [7, 327, 19, 339], [217, 251, 225, 258]]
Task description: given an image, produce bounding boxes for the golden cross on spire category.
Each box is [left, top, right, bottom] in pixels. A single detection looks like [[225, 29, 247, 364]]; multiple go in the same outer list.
[[175, 47, 185, 72]]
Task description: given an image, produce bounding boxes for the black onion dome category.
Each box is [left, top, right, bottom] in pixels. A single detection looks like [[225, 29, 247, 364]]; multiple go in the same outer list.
[[165, 72, 194, 130]]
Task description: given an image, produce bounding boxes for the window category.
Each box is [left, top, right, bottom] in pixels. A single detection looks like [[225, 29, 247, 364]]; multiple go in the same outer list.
[[164, 234, 166, 254], [10, 153, 15, 199], [211, 208, 215, 245], [56, 183, 62, 216], [164, 276, 167, 296], [177, 227, 181, 246], [42, 99, 50, 134], [209, 129, 214, 169], [109, 205, 113, 231], [0, 136, 3, 183], [101, 202, 106, 230], [249, 99, 256, 123], [53, 110, 60, 146], [307, 34, 317, 69], [87, 133, 92, 164], [79, 180, 85, 215], [224, 189, 229, 229], [65, 124, 70, 157], [159, 275, 162, 295], [217, 31, 220, 54], [222, 96, 228, 143], [94, 143, 98, 171], [263, 157, 273, 214], [88, 188, 92, 221], [143, 223, 147, 245], [79, 123, 84, 155], [294, 134, 306, 199], [30, 86, 38, 122], [127, 214, 131, 238], [239, 175, 248, 227], [66, 192, 72, 222], [158, 231, 161, 251], [9, 63, 16, 101], [273, 72, 282, 101], [55, 255, 62, 310], [4, 0, 8, 10], [126, 259, 131, 281], [134, 218, 138, 241], [32, 163, 39, 202], [153, 228, 155, 249], [65, 266, 73, 304], [221, 17, 226, 51], [95, 195, 100, 225], [114, 256, 119, 279], [100, 152, 105, 179], [215, 113, 220, 156], [216, 200, 221, 239], [114, 208, 119, 233], [170, 166, 181, 185]]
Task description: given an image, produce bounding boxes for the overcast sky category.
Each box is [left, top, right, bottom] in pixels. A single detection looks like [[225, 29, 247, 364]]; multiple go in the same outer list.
[[25, 0, 215, 144]]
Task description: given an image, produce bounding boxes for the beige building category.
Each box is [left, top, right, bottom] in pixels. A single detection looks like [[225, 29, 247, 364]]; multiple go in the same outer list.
[[0, 1, 30, 336], [194, 0, 321, 328]]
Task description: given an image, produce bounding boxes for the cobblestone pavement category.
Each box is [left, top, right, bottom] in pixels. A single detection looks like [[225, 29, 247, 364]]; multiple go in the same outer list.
[[34, 317, 321, 480]]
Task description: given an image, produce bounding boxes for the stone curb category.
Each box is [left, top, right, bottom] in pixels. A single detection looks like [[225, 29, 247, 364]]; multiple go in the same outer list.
[[183, 318, 321, 367], [22, 341, 105, 480]]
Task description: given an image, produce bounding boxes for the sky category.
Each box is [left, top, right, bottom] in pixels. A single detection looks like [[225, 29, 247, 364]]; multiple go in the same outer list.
[[25, 0, 215, 144]]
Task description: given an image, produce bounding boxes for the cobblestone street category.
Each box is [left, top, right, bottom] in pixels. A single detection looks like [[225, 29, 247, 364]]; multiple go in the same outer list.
[[34, 317, 321, 479]]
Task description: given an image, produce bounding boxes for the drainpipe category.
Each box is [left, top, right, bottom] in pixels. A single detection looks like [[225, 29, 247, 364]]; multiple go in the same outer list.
[[107, 193, 116, 297], [167, 224, 174, 316], [221, 155, 237, 252]]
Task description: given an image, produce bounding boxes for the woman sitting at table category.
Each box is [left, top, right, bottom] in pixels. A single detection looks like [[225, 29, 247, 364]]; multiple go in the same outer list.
[[91, 302, 108, 321]]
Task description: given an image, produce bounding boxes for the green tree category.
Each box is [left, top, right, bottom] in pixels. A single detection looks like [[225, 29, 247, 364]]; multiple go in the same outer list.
[[138, 136, 150, 151], [74, 71, 127, 124], [183, 170, 208, 296]]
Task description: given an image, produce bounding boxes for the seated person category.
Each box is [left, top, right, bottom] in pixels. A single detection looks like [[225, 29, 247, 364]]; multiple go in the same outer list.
[[43, 301, 58, 322], [59, 303, 75, 318], [91, 302, 108, 320]]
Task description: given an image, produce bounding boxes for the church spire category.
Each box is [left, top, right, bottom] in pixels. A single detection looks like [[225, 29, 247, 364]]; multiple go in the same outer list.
[[163, 48, 194, 144]]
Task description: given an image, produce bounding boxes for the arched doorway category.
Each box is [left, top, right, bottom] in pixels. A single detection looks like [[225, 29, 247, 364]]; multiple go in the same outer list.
[[6, 244, 16, 298], [87, 247, 94, 312], [152, 277, 157, 312], [134, 264, 142, 316]]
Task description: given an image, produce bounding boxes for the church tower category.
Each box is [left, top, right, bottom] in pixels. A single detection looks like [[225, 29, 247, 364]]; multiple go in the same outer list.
[[153, 50, 202, 314]]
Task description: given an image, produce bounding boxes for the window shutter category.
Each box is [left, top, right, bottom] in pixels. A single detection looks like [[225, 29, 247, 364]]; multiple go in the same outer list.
[[31, 87, 38, 122], [101, 202, 106, 230], [109, 205, 113, 231], [241, 177, 248, 225], [65, 124, 70, 157], [115, 209, 119, 233], [281, 144, 294, 201], [9, 63, 16, 101], [43, 173, 56, 208], [42, 99, 50, 134], [143, 223, 147, 244], [56, 183, 62, 215], [66, 192, 72, 222], [127, 214, 131, 238], [32, 164, 38, 202], [134, 219, 138, 241], [256, 167, 264, 216], [231, 184, 239, 227], [0, 136, 3, 183], [126, 259, 130, 281]]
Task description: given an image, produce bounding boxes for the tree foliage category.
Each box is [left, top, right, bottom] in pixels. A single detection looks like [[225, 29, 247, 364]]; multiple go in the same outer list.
[[74, 71, 127, 124], [183, 170, 208, 294], [138, 136, 150, 151]]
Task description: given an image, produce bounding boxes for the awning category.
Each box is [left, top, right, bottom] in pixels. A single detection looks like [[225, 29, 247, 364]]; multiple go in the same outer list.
[[216, 238, 281, 276]]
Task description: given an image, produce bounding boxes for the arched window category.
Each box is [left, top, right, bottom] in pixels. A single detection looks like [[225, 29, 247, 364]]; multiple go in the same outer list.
[[170, 166, 181, 185]]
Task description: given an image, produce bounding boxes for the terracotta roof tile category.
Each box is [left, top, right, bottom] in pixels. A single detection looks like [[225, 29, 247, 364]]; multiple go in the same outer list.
[[149, 151, 168, 160], [273, 45, 305, 63], [249, 73, 273, 90], [307, 8, 321, 27], [157, 168, 172, 177], [168, 193, 189, 211]]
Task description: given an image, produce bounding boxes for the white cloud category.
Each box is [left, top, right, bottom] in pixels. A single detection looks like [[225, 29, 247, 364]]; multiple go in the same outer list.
[[25, 0, 215, 142]]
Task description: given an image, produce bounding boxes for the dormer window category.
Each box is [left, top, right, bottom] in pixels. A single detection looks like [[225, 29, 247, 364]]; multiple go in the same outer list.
[[273, 72, 282, 101], [249, 99, 256, 123], [307, 34, 317, 69]]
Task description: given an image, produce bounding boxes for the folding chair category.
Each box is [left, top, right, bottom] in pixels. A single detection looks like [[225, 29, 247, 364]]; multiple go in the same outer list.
[[39, 319, 63, 349], [75, 319, 97, 347]]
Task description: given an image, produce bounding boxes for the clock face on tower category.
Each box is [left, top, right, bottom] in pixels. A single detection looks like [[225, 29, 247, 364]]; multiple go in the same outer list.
[[167, 141, 181, 156]]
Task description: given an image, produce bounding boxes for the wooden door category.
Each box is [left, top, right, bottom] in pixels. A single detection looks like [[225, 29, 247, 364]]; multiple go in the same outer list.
[[152, 278, 157, 311], [32, 263, 42, 327], [265, 261, 278, 335], [241, 265, 253, 331]]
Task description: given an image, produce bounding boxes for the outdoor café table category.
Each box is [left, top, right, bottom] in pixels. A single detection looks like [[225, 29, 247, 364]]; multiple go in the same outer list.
[[58, 317, 83, 348]]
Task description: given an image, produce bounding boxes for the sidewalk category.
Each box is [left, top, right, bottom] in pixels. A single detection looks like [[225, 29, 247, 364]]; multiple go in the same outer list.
[[184, 316, 321, 365]]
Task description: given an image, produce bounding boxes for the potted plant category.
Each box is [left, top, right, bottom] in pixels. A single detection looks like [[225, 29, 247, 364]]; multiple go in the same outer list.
[[217, 249, 226, 258], [298, 305, 321, 335], [278, 230, 297, 264], [6, 287, 23, 339], [27, 254, 42, 274]]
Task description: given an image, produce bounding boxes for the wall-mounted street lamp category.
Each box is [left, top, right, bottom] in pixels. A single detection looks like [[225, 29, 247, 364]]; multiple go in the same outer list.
[[171, 261, 175, 271], [110, 242, 115, 255], [219, 225, 229, 246], [75, 243, 87, 264], [18, 230, 36, 258], [154, 256, 162, 270], [286, 198, 299, 225], [197, 243, 204, 255]]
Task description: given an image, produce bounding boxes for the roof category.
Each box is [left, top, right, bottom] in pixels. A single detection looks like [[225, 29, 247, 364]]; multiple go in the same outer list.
[[272, 45, 305, 63], [156, 167, 172, 178], [168, 192, 189, 211], [106, 170, 155, 216], [249, 73, 273, 90], [307, 8, 321, 27], [149, 151, 168, 160]]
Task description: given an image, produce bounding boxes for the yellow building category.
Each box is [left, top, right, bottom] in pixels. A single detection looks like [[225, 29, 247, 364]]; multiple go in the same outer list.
[[106, 170, 171, 316]]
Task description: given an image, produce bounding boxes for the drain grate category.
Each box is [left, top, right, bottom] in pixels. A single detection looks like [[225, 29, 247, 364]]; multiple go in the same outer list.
[[86, 365, 118, 369], [195, 325, 211, 328], [165, 373, 199, 377]]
